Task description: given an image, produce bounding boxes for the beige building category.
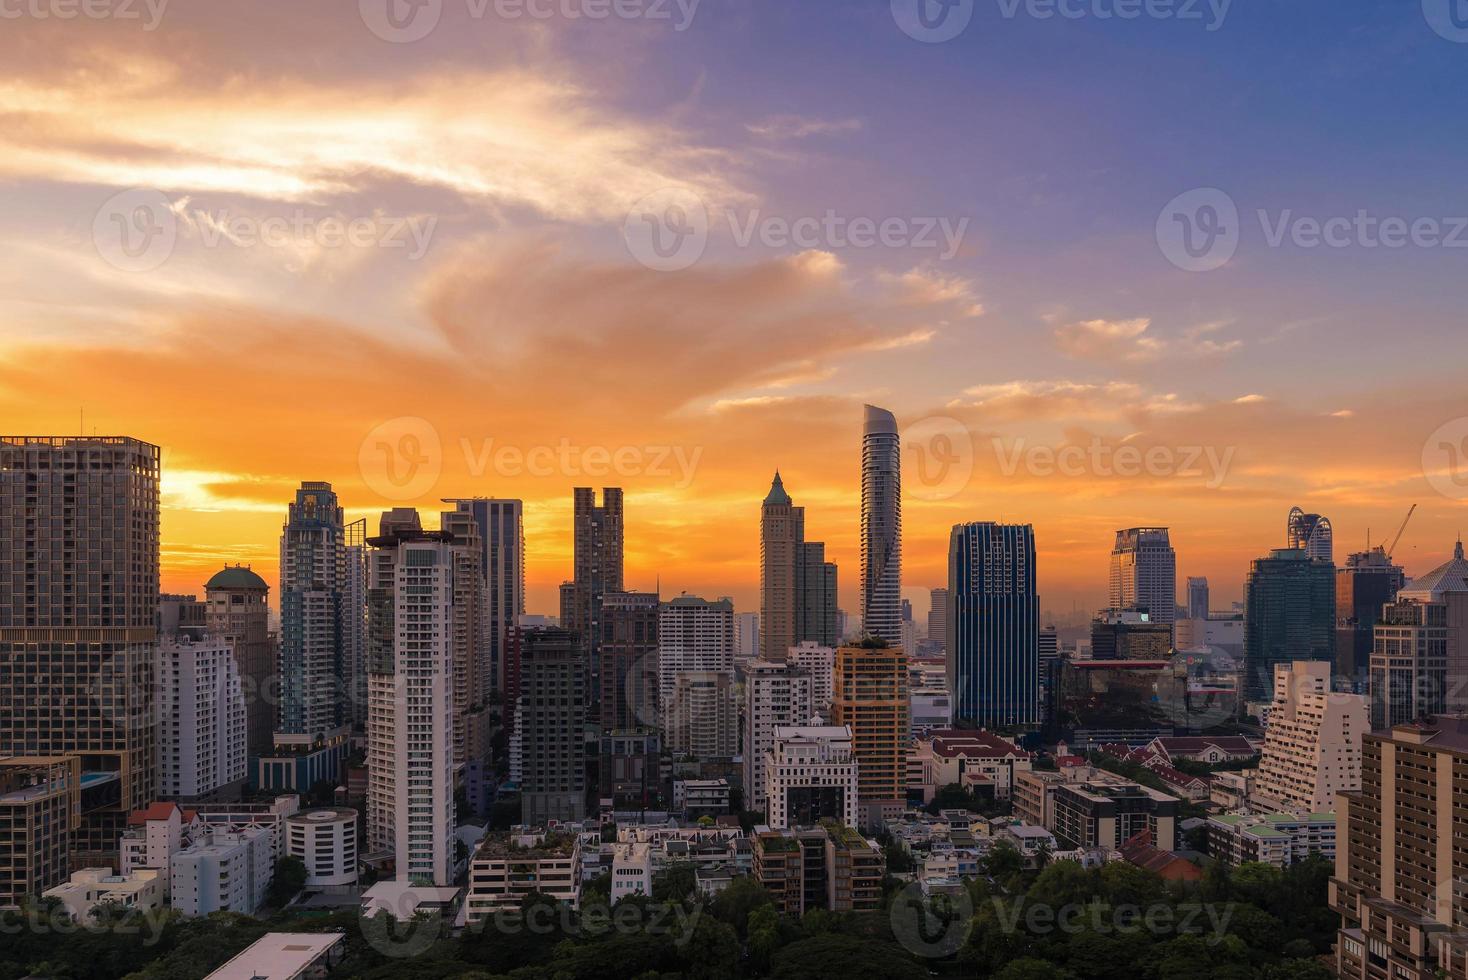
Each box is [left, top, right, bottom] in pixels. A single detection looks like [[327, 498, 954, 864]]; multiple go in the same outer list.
[[0, 756, 80, 909], [43, 866, 164, 922], [465, 830, 581, 923], [764, 726, 859, 831], [204, 566, 275, 757], [1252, 661, 1366, 814], [831, 640, 910, 817]]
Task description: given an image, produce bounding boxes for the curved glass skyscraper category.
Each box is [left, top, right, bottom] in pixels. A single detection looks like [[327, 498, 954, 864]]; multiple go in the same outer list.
[[860, 405, 902, 645]]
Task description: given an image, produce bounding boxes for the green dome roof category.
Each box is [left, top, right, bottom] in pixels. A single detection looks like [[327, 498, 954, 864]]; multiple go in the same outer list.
[[205, 565, 268, 591]]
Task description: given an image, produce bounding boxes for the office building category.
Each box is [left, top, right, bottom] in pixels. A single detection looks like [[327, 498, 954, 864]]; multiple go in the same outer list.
[[0, 436, 160, 860], [744, 660, 815, 815], [598, 591, 659, 733], [204, 566, 275, 757], [1242, 548, 1336, 704], [364, 509, 460, 887], [1335, 547, 1405, 686], [447, 498, 525, 701], [759, 473, 838, 660], [1252, 661, 1365, 814], [831, 640, 909, 814], [561, 488, 624, 659], [1287, 507, 1334, 563], [948, 522, 1039, 728], [860, 405, 902, 647], [1108, 528, 1176, 634], [927, 588, 950, 651], [158, 635, 248, 801], [518, 628, 587, 824], [1332, 717, 1468, 980], [1090, 608, 1173, 661], [1396, 539, 1468, 707], [1371, 599, 1449, 729], [1186, 577, 1209, 620], [0, 756, 79, 909], [763, 726, 859, 831], [660, 595, 736, 757]]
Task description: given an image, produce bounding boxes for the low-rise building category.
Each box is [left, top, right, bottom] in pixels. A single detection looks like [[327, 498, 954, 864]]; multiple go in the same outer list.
[[285, 808, 358, 888], [1016, 766, 1179, 851], [465, 830, 581, 923], [204, 931, 346, 980], [170, 827, 273, 917], [42, 867, 164, 922], [1143, 735, 1258, 765], [752, 823, 884, 915], [764, 726, 859, 831], [1208, 811, 1335, 867], [910, 729, 1032, 802], [1209, 770, 1256, 811], [673, 779, 730, 820], [610, 842, 652, 902]]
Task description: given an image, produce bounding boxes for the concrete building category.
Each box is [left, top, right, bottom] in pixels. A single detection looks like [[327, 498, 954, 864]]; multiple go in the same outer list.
[[672, 779, 730, 819], [203, 932, 346, 980], [734, 612, 759, 663], [1090, 608, 1173, 661], [832, 641, 909, 818], [789, 642, 835, 717], [285, 807, 358, 888], [745, 659, 815, 815], [365, 510, 460, 887], [1207, 811, 1335, 868], [1394, 540, 1468, 710], [204, 566, 275, 757], [159, 635, 248, 801], [1109, 528, 1176, 635], [949, 522, 1039, 728], [447, 498, 525, 702], [1332, 717, 1468, 980], [518, 628, 587, 825], [927, 588, 950, 652], [1243, 548, 1336, 704], [910, 730, 1032, 803], [752, 824, 884, 915], [0, 436, 161, 861], [465, 830, 581, 923], [1252, 661, 1365, 814], [43, 867, 164, 922], [170, 826, 272, 917], [660, 595, 736, 758], [1014, 765, 1179, 852], [1371, 598, 1449, 729], [0, 756, 79, 909], [598, 591, 660, 733], [860, 405, 903, 647], [764, 726, 859, 831], [560, 488, 624, 661], [1186, 577, 1210, 620], [610, 841, 653, 902], [1336, 547, 1405, 687]]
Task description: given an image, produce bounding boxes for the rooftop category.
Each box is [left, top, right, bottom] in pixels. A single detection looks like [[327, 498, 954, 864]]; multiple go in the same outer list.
[[203, 932, 345, 980]]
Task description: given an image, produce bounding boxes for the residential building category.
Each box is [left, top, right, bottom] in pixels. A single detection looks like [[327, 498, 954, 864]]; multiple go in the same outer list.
[[610, 841, 652, 902], [860, 405, 902, 647], [1243, 548, 1336, 704], [561, 488, 624, 660], [158, 635, 248, 801], [518, 628, 587, 824], [745, 660, 815, 815], [1335, 547, 1405, 687], [1208, 811, 1336, 868], [170, 826, 272, 916], [660, 595, 736, 758], [670, 672, 738, 759], [1395, 539, 1468, 710], [789, 642, 835, 716], [672, 779, 730, 819], [1108, 528, 1176, 635], [1252, 661, 1365, 814], [927, 588, 950, 651], [447, 498, 525, 701], [1014, 765, 1179, 851], [764, 726, 859, 831], [831, 640, 910, 813], [1332, 717, 1468, 980], [465, 830, 581, 923], [285, 808, 358, 888], [364, 510, 460, 887], [949, 522, 1039, 728], [752, 824, 883, 915], [910, 670, 952, 736], [203, 933, 345, 980], [598, 591, 659, 733], [734, 612, 759, 663], [43, 867, 164, 922], [1371, 598, 1448, 729], [0, 436, 161, 860], [0, 756, 79, 908], [1286, 507, 1334, 564], [204, 565, 275, 756], [440, 508, 490, 771]]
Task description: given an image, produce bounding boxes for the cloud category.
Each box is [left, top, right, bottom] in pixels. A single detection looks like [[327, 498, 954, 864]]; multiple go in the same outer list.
[[952, 379, 1202, 423], [1233, 394, 1268, 404], [881, 268, 984, 318], [1053, 318, 1163, 363], [746, 115, 864, 140]]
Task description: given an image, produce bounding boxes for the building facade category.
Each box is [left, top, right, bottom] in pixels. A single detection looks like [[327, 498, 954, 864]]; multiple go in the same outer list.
[[948, 522, 1039, 728], [204, 566, 275, 757], [660, 595, 736, 758], [1286, 507, 1334, 564], [763, 726, 859, 831], [745, 660, 815, 815], [831, 641, 909, 812], [1252, 661, 1365, 814], [519, 628, 588, 825], [1243, 548, 1336, 704], [561, 488, 624, 660], [447, 498, 525, 702], [158, 635, 248, 801], [860, 405, 902, 647], [1336, 547, 1405, 687], [598, 592, 659, 733], [1108, 527, 1176, 633]]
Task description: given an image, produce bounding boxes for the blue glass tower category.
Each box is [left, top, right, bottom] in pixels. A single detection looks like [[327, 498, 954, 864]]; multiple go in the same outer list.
[[949, 522, 1039, 729]]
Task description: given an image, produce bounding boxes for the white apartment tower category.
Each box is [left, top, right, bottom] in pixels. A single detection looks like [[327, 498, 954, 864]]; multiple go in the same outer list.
[[789, 642, 835, 717], [158, 636, 247, 801], [660, 596, 736, 757], [365, 510, 459, 887], [1252, 660, 1366, 814], [764, 726, 860, 831], [744, 660, 815, 815]]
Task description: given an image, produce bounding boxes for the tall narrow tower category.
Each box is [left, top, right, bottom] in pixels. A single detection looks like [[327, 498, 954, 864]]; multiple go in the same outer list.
[[564, 488, 624, 658], [860, 405, 902, 646], [760, 472, 802, 661]]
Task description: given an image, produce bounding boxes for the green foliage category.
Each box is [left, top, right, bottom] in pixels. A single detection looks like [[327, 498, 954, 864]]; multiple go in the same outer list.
[[265, 855, 308, 909]]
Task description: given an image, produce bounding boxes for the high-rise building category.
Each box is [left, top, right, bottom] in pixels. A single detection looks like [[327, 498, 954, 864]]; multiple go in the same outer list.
[[204, 566, 274, 757], [860, 405, 902, 647], [789, 641, 835, 718], [262, 482, 355, 791], [831, 640, 909, 820], [763, 726, 859, 831], [1396, 540, 1468, 705], [518, 628, 587, 825], [1108, 528, 1176, 634], [744, 660, 815, 815], [1242, 548, 1336, 704], [1332, 717, 1468, 980], [598, 592, 660, 733], [1252, 661, 1365, 814], [562, 488, 624, 660], [927, 588, 950, 651], [1370, 599, 1448, 729], [1286, 507, 1334, 564], [447, 498, 525, 702], [158, 635, 247, 802], [1090, 608, 1173, 661], [734, 611, 759, 663], [365, 509, 459, 887], [948, 522, 1039, 729], [1335, 547, 1405, 687], [759, 473, 838, 660], [1186, 577, 1209, 620], [660, 596, 736, 757], [440, 508, 489, 770], [342, 518, 368, 728], [0, 436, 160, 862], [0, 756, 80, 909]]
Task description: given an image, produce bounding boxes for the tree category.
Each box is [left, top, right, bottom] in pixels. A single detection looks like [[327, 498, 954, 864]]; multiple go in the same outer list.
[[709, 874, 772, 936], [769, 935, 927, 980], [994, 958, 1078, 980], [265, 855, 307, 908], [651, 862, 697, 903]]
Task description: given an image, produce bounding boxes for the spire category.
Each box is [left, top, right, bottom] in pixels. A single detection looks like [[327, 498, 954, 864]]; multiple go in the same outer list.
[[763, 470, 792, 506], [1457, 537, 1464, 561]]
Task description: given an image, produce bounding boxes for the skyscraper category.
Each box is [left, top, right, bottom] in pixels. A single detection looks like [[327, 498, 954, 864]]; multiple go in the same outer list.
[[519, 628, 588, 824], [599, 591, 660, 732], [1286, 507, 1334, 563], [261, 482, 354, 790], [562, 488, 624, 660], [158, 635, 247, 802], [1335, 546, 1405, 687], [1242, 548, 1336, 704], [447, 498, 525, 702], [1394, 539, 1468, 702], [660, 595, 736, 757], [949, 522, 1039, 729], [440, 508, 488, 770], [927, 587, 950, 652], [831, 640, 909, 823], [365, 509, 458, 886], [860, 405, 902, 647], [1108, 528, 1176, 633], [1370, 598, 1448, 729], [0, 436, 160, 860], [1186, 577, 1209, 620], [759, 472, 838, 660], [204, 566, 274, 757]]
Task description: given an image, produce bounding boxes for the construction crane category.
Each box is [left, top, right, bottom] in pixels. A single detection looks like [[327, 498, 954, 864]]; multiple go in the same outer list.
[[1386, 504, 1417, 560]]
